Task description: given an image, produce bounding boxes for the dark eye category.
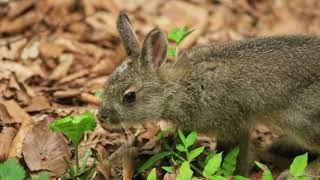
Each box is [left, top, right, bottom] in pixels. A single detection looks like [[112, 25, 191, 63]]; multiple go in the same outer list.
[[123, 91, 136, 105]]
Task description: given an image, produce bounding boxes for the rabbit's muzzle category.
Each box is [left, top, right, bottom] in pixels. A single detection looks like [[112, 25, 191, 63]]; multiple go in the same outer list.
[[97, 108, 121, 124]]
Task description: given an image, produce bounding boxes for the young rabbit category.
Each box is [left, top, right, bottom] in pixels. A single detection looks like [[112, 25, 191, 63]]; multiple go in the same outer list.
[[98, 12, 320, 178]]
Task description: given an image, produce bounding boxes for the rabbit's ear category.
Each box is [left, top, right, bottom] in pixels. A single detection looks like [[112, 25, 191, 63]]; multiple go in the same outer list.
[[116, 12, 140, 58], [140, 28, 168, 69]]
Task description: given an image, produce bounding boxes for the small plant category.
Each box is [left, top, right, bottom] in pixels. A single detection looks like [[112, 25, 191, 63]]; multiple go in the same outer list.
[[140, 130, 245, 179], [0, 158, 49, 180], [255, 161, 273, 180], [142, 130, 315, 180], [167, 27, 194, 62], [49, 111, 97, 179], [289, 153, 308, 180]]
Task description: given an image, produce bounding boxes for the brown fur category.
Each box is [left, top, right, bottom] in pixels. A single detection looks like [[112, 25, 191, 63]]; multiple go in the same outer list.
[[98, 12, 320, 178]]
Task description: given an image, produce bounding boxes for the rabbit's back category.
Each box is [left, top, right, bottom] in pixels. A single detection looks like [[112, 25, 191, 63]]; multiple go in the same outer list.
[[178, 35, 320, 127]]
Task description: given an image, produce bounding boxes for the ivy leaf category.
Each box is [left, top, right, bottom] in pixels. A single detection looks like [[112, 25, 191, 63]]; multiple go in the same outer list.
[[185, 131, 197, 147], [203, 152, 223, 177], [0, 158, 26, 180], [167, 45, 176, 58], [188, 146, 205, 162], [49, 111, 97, 146], [289, 153, 308, 177], [255, 161, 273, 180], [222, 146, 239, 176], [162, 166, 174, 173], [176, 162, 193, 180], [168, 27, 194, 45], [147, 168, 157, 180], [138, 151, 173, 173]]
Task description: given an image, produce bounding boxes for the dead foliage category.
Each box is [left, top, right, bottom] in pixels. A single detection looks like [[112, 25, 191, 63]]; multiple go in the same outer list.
[[0, 0, 319, 179]]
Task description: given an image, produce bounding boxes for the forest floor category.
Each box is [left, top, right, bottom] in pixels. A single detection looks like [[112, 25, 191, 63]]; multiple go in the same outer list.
[[0, 0, 320, 179]]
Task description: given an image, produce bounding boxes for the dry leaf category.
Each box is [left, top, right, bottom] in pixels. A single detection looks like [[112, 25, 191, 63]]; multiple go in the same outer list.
[[0, 127, 17, 161], [22, 120, 71, 176], [24, 96, 50, 112], [39, 42, 65, 59], [49, 53, 74, 80], [0, 62, 35, 81], [138, 122, 160, 141]]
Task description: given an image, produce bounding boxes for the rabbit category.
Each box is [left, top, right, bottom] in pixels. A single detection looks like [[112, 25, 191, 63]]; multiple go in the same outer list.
[[98, 12, 320, 178]]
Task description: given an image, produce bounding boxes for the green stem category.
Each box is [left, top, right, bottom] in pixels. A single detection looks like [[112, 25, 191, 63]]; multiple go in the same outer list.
[[63, 156, 76, 179], [173, 46, 179, 65], [164, 141, 203, 176], [74, 144, 80, 171]]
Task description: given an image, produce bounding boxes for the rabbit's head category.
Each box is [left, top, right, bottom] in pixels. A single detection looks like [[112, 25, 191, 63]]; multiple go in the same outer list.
[[98, 12, 170, 125]]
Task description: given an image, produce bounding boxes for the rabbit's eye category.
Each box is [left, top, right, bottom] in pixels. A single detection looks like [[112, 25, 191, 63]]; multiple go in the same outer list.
[[123, 91, 136, 105]]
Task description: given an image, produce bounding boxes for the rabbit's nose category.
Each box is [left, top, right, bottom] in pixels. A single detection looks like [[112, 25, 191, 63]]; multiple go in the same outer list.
[[98, 108, 120, 124]]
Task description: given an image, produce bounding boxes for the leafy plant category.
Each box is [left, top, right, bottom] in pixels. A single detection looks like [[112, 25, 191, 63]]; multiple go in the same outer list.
[[49, 111, 97, 179], [0, 158, 25, 180], [289, 153, 308, 180], [176, 162, 193, 180], [139, 130, 243, 179], [255, 161, 273, 180], [176, 130, 205, 162], [221, 146, 239, 176], [167, 27, 194, 61], [139, 129, 315, 180], [0, 158, 49, 180], [138, 151, 173, 173], [147, 168, 157, 180]]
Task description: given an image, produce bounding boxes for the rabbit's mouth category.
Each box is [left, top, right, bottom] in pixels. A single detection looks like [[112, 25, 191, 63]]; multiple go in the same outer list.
[[97, 112, 120, 125]]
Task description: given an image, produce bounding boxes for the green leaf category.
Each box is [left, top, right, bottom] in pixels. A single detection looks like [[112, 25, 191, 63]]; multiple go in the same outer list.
[[255, 161, 273, 180], [32, 173, 49, 180], [167, 46, 176, 58], [188, 146, 205, 162], [210, 175, 228, 180], [185, 131, 197, 147], [138, 151, 173, 173], [168, 27, 194, 45], [147, 168, 157, 180], [203, 152, 223, 177], [203, 151, 216, 167], [176, 162, 193, 180], [289, 153, 308, 177], [0, 158, 26, 180], [176, 144, 187, 152], [49, 111, 97, 146], [162, 166, 174, 173], [222, 146, 239, 176], [94, 90, 103, 97], [232, 175, 251, 180], [178, 130, 187, 146]]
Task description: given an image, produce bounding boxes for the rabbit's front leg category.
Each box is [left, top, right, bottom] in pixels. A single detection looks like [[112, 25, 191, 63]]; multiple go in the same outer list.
[[235, 132, 254, 177]]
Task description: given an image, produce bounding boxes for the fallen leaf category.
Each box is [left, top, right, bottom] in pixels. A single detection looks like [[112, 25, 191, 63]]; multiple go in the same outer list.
[[49, 53, 74, 80], [138, 122, 160, 141], [0, 127, 17, 161], [22, 120, 71, 176], [24, 96, 50, 112], [39, 42, 65, 59]]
